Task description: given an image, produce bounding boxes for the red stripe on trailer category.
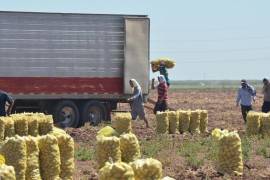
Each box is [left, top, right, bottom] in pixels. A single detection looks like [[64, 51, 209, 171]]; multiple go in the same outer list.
[[0, 77, 123, 94]]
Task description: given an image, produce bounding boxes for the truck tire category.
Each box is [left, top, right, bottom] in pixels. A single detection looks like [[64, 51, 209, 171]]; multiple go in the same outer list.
[[53, 100, 80, 128], [82, 101, 106, 126]]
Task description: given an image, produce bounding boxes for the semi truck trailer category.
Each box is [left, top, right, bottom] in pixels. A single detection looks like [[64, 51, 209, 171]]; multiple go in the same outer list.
[[0, 11, 150, 127]]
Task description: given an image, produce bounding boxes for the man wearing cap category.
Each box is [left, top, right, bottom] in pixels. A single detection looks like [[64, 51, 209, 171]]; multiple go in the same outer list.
[[236, 79, 256, 123], [262, 78, 270, 113]]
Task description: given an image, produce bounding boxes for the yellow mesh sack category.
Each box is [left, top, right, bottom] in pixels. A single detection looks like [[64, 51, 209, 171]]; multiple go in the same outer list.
[[246, 111, 261, 135], [27, 115, 39, 137], [96, 136, 121, 169], [156, 111, 169, 134], [260, 113, 270, 137], [97, 126, 119, 138], [214, 130, 243, 176], [113, 113, 132, 134], [130, 158, 163, 180], [38, 135, 61, 180], [0, 117, 5, 142], [0, 136, 27, 180], [39, 115, 54, 135], [199, 110, 208, 133], [120, 133, 141, 163], [189, 110, 200, 134], [168, 111, 179, 134], [151, 58, 176, 69], [52, 130, 75, 180], [99, 161, 135, 180], [4, 118, 15, 138], [12, 114, 28, 136], [0, 164, 16, 180], [24, 136, 41, 180], [179, 111, 190, 133]]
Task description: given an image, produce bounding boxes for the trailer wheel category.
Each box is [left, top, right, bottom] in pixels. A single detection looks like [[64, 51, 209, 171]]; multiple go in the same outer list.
[[53, 100, 80, 128], [82, 101, 106, 126]]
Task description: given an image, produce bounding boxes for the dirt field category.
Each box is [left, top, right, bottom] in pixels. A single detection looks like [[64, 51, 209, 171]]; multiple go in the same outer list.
[[69, 89, 270, 180]]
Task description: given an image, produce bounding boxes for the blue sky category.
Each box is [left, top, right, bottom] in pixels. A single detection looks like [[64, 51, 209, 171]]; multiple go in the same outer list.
[[1, 0, 270, 80]]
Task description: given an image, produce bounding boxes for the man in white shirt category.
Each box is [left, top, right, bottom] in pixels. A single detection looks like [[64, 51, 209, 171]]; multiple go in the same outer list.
[[236, 79, 256, 123]]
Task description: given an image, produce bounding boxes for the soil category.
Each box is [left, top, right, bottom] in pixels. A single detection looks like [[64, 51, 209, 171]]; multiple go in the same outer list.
[[69, 89, 270, 180]]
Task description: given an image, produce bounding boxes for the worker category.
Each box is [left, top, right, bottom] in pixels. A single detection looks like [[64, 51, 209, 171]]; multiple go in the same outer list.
[[154, 75, 169, 114], [159, 61, 170, 87], [262, 78, 270, 113], [127, 79, 149, 128], [236, 79, 256, 123], [0, 90, 14, 116]]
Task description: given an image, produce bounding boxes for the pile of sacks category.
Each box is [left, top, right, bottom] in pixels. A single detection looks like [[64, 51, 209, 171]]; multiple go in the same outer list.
[[211, 128, 243, 176], [0, 113, 74, 180], [97, 112, 175, 180], [156, 110, 208, 134], [246, 111, 270, 136], [0, 113, 53, 142]]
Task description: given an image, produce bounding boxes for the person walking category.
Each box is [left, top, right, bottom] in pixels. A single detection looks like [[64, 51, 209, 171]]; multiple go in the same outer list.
[[236, 79, 256, 123], [0, 90, 14, 116], [127, 79, 149, 128], [154, 75, 169, 114], [262, 78, 270, 113]]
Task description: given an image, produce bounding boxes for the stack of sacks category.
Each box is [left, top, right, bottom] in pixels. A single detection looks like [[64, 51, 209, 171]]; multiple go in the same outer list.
[[38, 134, 61, 180], [246, 111, 261, 136], [156, 111, 169, 134], [113, 113, 132, 134], [0, 164, 16, 180], [189, 110, 201, 134], [179, 111, 190, 134], [24, 136, 41, 180], [199, 110, 208, 133], [96, 136, 121, 169], [212, 129, 243, 176], [97, 126, 119, 138], [12, 114, 28, 136], [120, 133, 141, 163], [51, 128, 75, 179], [130, 158, 163, 180], [0, 117, 4, 142], [4, 117, 15, 138], [168, 111, 179, 134], [260, 113, 270, 137], [99, 161, 135, 180], [0, 136, 27, 179]]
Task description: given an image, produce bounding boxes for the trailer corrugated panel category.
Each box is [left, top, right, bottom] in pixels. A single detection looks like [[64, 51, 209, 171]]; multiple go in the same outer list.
[[0, 11, 148, 96]]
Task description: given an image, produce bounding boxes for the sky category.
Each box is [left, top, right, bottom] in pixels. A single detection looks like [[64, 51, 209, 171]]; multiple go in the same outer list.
[[1, 0, 270, 80]]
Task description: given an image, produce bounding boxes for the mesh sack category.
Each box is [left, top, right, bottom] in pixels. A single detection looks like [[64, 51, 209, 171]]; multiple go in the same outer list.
[[120, 133, 141, 163], [113, 113, 132, 135], [96, 136, 121, 169], [156, 111, 169, 134], [130, 158, 163, 180], [168, 111, 179, 134], [99, 161, 135, 180], [38, 134, 61, 180]]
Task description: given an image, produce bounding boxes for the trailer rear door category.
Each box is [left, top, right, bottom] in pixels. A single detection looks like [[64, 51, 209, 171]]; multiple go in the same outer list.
[[124, 17, 150, 95]]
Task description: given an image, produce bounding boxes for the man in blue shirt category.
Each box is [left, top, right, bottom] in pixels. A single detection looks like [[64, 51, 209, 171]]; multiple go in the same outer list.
[[0, 90, 14, 116], [236, 79, 256, 123]]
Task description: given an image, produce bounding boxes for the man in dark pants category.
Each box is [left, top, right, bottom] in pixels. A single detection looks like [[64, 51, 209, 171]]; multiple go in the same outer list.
[[236, 80, 256, 123], [262, 78, 270, 113], [0, 90, 14, 116]]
